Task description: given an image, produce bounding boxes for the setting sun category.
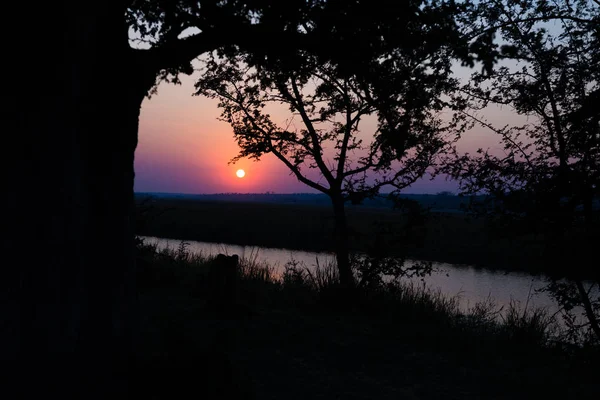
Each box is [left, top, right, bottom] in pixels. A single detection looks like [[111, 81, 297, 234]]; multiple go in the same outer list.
[[236, 169, 246, 178]]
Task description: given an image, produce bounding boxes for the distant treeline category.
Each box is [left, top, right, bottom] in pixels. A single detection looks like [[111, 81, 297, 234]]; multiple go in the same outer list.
[[134, 192, 486, 213], [133, 196, 557, 274]]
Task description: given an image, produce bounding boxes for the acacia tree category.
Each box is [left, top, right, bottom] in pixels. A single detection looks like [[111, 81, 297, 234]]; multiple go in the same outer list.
[[196, 1, 470, 287], [446, 0, 600, 342]]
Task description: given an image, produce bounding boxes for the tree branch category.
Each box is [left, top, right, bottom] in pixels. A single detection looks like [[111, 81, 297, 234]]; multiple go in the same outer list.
[[313, 68, 347, 98], [458, 109, 536, 172], [575, 279, 600, 340], [337, 81, 354, 182], [143, 24, 308, 76], [505, 11, 568, 168], [343, 139, 383, 178], [267, 141, 330, 194], [138, 29, 221, 75], [219, 80, 329, 194], [289, 78, 336, 184], [219, 79, 315, 155], [465, 13, 596, 42]]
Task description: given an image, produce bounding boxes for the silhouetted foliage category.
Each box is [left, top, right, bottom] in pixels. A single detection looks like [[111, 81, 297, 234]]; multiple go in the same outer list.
[[132, 237, 600, 400], [445, 0, 600, 342], [208, 254, 241, 314], [195, 0, 476, 287], [10, 0, 599, 395]]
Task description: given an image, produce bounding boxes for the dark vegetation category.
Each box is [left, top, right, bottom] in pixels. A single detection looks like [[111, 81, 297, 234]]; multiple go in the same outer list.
[[135, 191, 481, 212], [445, 0, 600, 340], [135, 237, 599, 399], [135, 194, 553, 274], [4, 0, 599, 398], [190, 0, 600, 338], [194, 2, 470, 287]]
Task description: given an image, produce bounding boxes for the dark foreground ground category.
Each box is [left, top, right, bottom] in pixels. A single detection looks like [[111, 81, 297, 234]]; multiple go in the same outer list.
[[138, 293, 597, 400], [134, 244, 599, 400]]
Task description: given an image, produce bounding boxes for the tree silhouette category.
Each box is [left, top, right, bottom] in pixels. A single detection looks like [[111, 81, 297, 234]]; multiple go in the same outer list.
[[196, 1, 471, 288], [2, 1, 322, 396], [446, 0, 600, 341], [4, 0, 574, 394]]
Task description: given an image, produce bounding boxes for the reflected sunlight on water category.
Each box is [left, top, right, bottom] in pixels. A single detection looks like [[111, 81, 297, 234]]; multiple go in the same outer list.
[[139, 237, 556, 311], [140, 236, 597, 318]]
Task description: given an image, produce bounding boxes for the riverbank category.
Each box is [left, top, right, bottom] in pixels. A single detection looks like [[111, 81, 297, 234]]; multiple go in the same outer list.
[[135, 196, 549, 274], [135, 239, 598, 399]]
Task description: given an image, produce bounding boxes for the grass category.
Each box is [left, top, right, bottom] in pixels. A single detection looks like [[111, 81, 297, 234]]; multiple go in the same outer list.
[[135, 236, 569, 345], [135, 237, 599, 400]]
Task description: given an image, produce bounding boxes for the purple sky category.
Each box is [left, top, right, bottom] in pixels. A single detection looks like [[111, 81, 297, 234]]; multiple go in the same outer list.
[[134, 71, 510, 195]]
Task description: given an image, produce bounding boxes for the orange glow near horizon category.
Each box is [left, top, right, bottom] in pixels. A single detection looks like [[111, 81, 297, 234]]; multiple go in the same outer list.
[[134, 72, 326, 194], [134, 69, 510, 195]]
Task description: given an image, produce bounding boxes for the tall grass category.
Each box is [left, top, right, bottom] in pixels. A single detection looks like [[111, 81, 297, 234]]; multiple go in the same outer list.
[[237, 247, 277, 283], [136, 237, 562, 350]]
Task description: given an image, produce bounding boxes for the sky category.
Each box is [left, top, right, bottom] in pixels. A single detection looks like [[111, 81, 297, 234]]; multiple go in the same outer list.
[[133, 67, 514, 195]]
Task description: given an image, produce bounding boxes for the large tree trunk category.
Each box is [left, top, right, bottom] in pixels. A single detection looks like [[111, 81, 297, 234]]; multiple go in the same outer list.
[[331, 195, 355, 288], [2, 3, 154, 398]]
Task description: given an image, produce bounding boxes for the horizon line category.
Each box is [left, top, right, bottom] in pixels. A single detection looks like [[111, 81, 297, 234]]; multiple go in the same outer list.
[[134, 191, 461, 196]]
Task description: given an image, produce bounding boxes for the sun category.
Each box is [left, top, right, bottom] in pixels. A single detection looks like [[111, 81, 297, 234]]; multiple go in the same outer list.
[[236, 169, 246, 178]]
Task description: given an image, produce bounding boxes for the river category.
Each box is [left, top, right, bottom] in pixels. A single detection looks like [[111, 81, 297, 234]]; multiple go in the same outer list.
[[140, 235, 571, 315]]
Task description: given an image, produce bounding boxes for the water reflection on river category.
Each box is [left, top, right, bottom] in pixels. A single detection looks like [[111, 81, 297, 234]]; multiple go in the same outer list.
[[141, 235, 562, 313]]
